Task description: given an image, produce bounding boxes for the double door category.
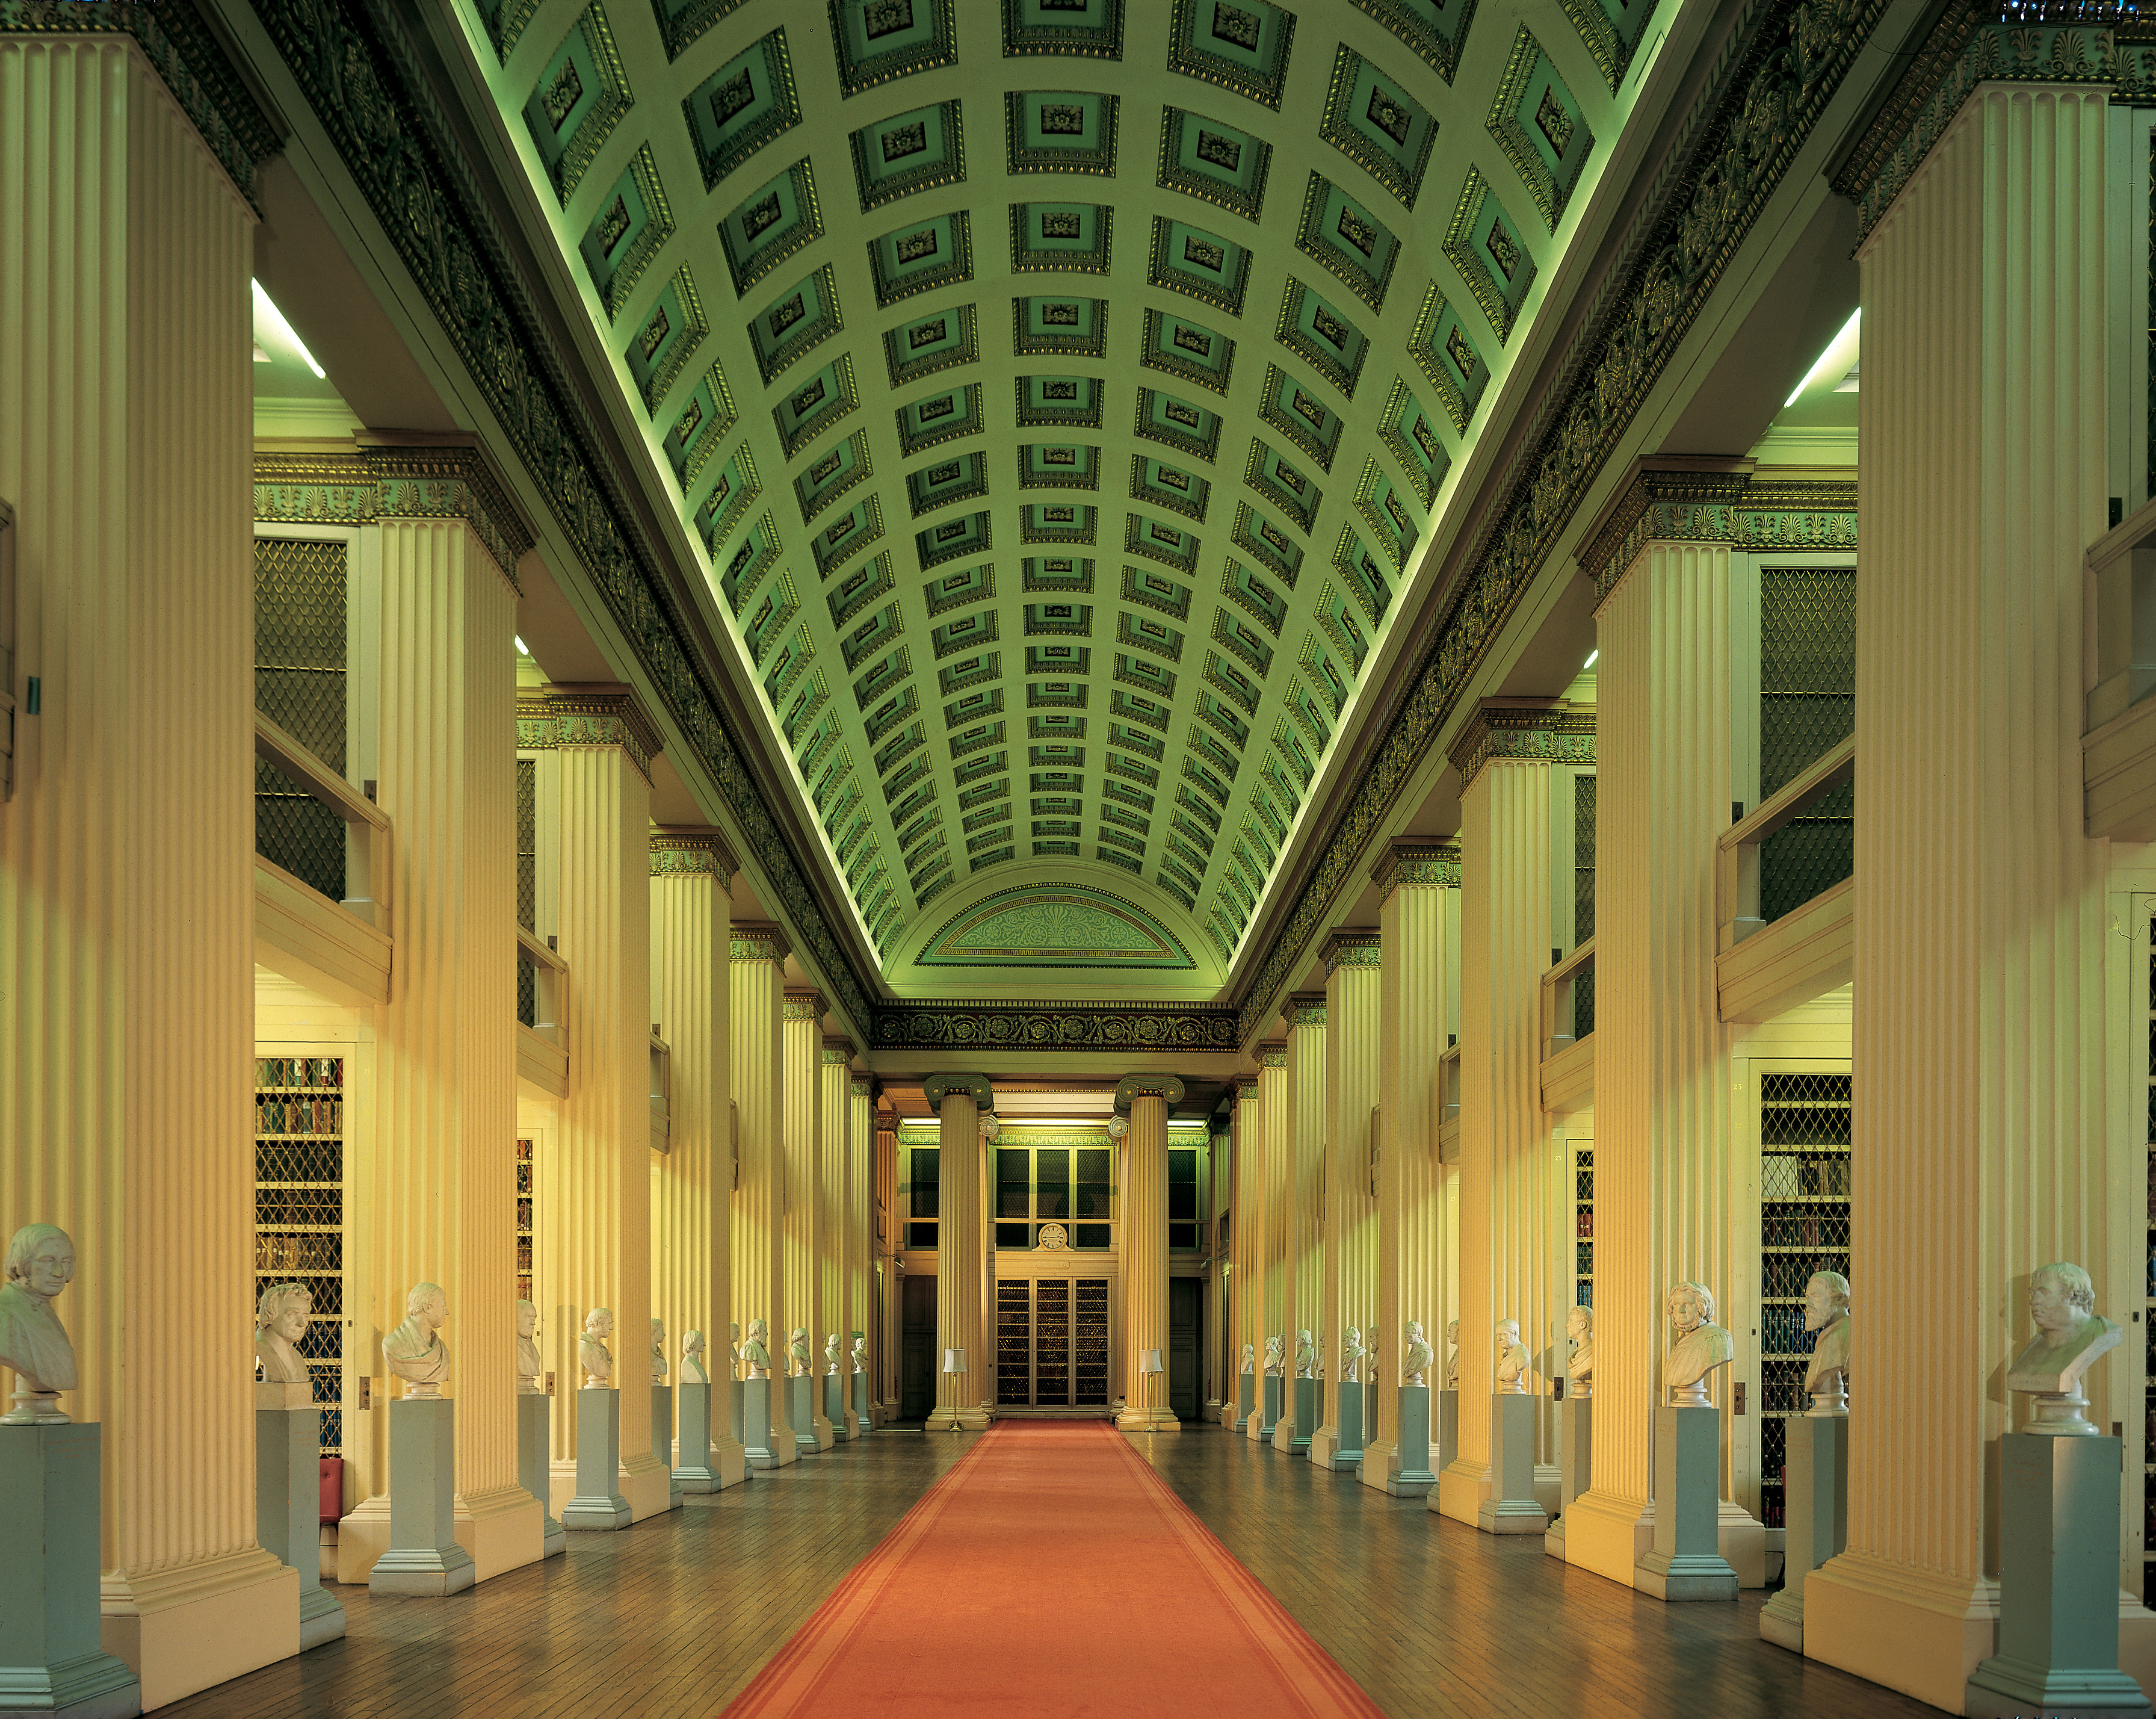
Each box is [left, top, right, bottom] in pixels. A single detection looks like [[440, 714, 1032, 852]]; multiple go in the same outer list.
[[995, 1276, 1111, 1411]]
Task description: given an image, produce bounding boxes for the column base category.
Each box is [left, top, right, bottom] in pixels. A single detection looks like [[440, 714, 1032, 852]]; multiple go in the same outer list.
[[851, 1373, 872, 1438], [1806, 1558, 1998, 1712], [516, 1395, 567, 1556], [1635, 1550, 1740, 1602], [1114, 1407, 1181, 1433], [1761, 1590, 1805, 1653], [1544, 1516, 1568, 1559], [1436, 1457, 1490, 1525], [297, 1585, 346, 1653], [925, 1405, 990, 1432], [621, 1452, 673, 1522], [649, 1388, 683, 1511], [1968, 1664, 2153, 1719], [563, 1390, 632, 1531], [452, 1482, 543, 1583], [1564, 1489, 1653, 1586]]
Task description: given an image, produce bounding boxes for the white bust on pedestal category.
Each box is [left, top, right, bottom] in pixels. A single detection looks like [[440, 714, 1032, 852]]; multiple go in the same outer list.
[[824, 1333, 842, 1376], [516, 1299, 544, 1395], [383, 1283, 451, 1399], [1340, 1327, 1365, 1383], [1565, 1304, 1594, 1398], [1663, 1280, 1734, 1407], [788, 1328, 812, 1377], [730, 1320, 743, 1377], [0, 1224, 78, 1424], [2007, 1261, 2121, 1435], [1493, 1319, 1528, 1393], [1443, 1320, 1460, 1390], [1262, 1334, 1285, 1377], [1403, 1321, 1434, 1388], [1293, 1329, 1315, 1379], [1803, 1271, 1850, 1414], [256, 1281, 313, 1393], [1239, 1342, 1255, 1376], [650, 1318, 668, 1381], [579, 1307, 614, 1389], [743, 1319, 771, 1379], [851, 1334, 867, 1374], [681, 1330, 711, 1384]]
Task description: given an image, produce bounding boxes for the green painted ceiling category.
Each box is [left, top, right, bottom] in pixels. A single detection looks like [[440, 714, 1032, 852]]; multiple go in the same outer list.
[[465, 0, 1654, 982]]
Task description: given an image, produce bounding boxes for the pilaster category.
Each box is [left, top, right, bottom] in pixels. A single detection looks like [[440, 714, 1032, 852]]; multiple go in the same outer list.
[[875, 1102, 900, 1422], [1280, 999, 1327, 1452], [1229, 1074, 1260, 1427], [1363, 840, 1456, 1496], [649, 829, 745, 1488], [818, 1036, 854, 1439], [782, 992, 832, 1451], [848, 1073, 873, 1428], [1116, 1076, 1186, 1433], [0, 34, 298, 1703], [1314, 931, 1380, 1469], [1253, 1044, 1290, 1441], [924, 1075, 992, 1431], [729, 923, 791, 1466]]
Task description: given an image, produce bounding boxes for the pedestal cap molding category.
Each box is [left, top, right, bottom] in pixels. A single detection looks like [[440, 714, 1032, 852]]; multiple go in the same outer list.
[[517, 683, 665, 784], [1320, 926, 1382, 972], [1580, 457, 1858, 610], [730, 918, 791, 965], [650, 825, 738, 882], [1370, 837, 1461, 901], [1113, 1073, 1187, 1114], [1448, 696, 1597, 793], [922, 1073, 995, 1113]]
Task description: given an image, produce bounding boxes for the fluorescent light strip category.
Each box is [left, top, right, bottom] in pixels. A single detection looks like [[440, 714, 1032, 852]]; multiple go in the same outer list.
[[1785, 309, 1860, 408], [252, 279, 326, 380]]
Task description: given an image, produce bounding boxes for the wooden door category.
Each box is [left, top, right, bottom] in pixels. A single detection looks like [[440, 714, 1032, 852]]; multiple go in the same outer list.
[[900, 1274, 937, 1422]]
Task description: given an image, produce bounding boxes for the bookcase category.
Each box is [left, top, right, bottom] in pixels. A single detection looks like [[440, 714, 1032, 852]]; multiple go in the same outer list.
[[253, 1055, 345, 1454]]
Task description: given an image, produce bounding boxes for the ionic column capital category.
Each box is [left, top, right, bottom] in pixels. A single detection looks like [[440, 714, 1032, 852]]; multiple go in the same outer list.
[[922, 1073, 995, 1114], [1113, 1073, 1187, 1113]]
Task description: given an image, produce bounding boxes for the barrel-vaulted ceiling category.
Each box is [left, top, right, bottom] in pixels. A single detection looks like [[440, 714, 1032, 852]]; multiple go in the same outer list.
[[461, 0, 1658, 990]]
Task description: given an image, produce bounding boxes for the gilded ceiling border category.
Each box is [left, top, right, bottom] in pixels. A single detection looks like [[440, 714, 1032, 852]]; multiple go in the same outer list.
[[872, 1002, 1238, 1050], [1234, 0, 1888, 1044], [251, 0, 874, 1030]]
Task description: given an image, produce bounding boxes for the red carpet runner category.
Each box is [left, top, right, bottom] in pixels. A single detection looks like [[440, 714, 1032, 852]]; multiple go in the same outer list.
[[721, 1422, 1383, 1718]]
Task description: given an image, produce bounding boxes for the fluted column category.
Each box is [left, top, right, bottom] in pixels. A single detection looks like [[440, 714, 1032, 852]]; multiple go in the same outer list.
[[874, 1102, 899, 1422], [1228, 1074, 1260, 1425], [351, 442, 539, 1582], [527, 686, 667, 1519], [780, 991, 831, 1451], [925, 1075, 992, 1431], [1803, 81, 2111, 1711], [1439, 701, 1590, 1526], [818, 1036, 854, 1440], [1249, 1044, 1290, 1440], [729, 923, 791, 1466], [1116, 1076, 1185, 1432], [847, 1073, 872, 1426], [1314, 930, 1381, 1469], [1364, 840, 1457, 1496], [1278, 1000, 1326, 1452], [649, 828, 744, 1488], [0, 37, 297, 1703]]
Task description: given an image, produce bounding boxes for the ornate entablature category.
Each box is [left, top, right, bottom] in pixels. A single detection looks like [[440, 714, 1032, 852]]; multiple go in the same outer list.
[[1581, 462, 1859, 608], [1370, 837, 1461, 902], [649, 826, 739, 882], [729, 919, 792, 966], [252, 441, 537, 591], [822, 1035, 858, 1065], [1446, 698, 1597, 792], [1320, 927, 1381, 973], [1256, 1040, 1289, 1070], [782, 990, 829, 1023], [516, 685, 665, 785], [873, 1001, 1236, 1050], [1286, 991, 1327, 1028]]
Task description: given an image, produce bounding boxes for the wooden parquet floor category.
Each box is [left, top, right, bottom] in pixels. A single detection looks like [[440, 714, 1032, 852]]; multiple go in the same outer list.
[[167, 1423, 1941, 1718]]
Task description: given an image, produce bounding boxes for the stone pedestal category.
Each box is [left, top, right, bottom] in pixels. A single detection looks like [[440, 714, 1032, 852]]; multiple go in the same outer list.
[[650, 1387, 682, 1510], [1290, 1378, 1317, 1454], [1436, 1387, 1459, 1473], [1762, 1410, 1847, 1650], [1252, 1374, 1280, 1442], [1314, 1381, 1364, 1471], [1389, 1384, 1437, 1498], [1478, 1393, 1549, 1534], [0, 1424, 143, 1717], [561, 1389, 631, 1531], [1235, 1374, 1253, 1431], [517, 1394, 566, 1555], [1635, 1405, 1737, 1601], [256, 1404, 345, 1648], [369, 1399, 477, 1595], [1546, 1394, 1591, 1559], [853, 1371, 872, 1437], [743, 1377, 780, 1470], [675, 1383, 718, 1493], [731, 1377, 746, 1450], [825, 1374, 852, 1442], [1965, 1434, 2153, 1718], [789, 1375, 819, 1454]]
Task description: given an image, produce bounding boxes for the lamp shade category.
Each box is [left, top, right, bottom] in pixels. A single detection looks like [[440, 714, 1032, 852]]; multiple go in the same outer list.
[[942, 1348, 966, 1374], [1139, 1348, 1164, 1375]]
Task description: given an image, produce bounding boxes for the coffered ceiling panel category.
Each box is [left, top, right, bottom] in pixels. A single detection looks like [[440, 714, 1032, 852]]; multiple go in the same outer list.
[[465, 0, 1654, 987]]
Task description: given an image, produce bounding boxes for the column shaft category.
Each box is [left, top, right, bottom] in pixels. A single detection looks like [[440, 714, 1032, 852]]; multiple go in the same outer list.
[[875, 1108, 899, 1422], [1255, 1045, 1290, 1437], [1281, 1002, 1326, 1451], [729, 925, 791, 1466], [927, 1078, 989, 1431], [781, 993, 830, 1449], [848, 1074, 873, 1422], [1229, 1076, 1260, 1424], [1315, 932, 1381, 1469], [818, 1037, 854, 1435], [1117, 1092, 1176, 1431]]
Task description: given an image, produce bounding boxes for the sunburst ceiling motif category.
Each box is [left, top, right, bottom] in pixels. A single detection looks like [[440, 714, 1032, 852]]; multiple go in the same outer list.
[[463, 0, 1656, 982]]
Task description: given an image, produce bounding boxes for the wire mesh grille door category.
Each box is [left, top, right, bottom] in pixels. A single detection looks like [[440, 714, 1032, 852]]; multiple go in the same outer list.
[[1572, 774, 1596, 1037], [516, 758, 538, 1026], [2143, 914, 2156, 1602], [254, 538, 348, 899], [1075, 1280, 1110, 1405], [1758, 567, 1854, 923], [255, 1055, 345, 1455], [997, 1281, 1031, 1405], [1037, 1280, 1070, 1404], [1757, 1070, 1852, 1531], [517, 1136, 536, 1303], [1572, 1136, 1593, 1309]]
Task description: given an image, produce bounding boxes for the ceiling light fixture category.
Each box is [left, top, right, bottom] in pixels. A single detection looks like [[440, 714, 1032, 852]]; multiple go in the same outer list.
[[1583, 649, 1598, 669], [1785, 309, 1861, 408], [514, 635, 531, 655], [251, 279, 326, 380]]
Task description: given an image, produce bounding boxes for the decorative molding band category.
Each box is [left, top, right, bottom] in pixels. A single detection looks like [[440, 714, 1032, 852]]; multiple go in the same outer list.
[[873, 1002, 1237, 1050], [516, 684, 664, 784], [0, 1, 282, 207], [649, 826, 738, 882], [821, 1035, 858, 1064], [1320, 927, 1382, 972], [1256, 1041, 1288, 1070], [1286, 991, 1328, 1028], [253, 439, 537, 591], [1113, 1074, 1188, 1113], [1832, 0, 2137, 243], [1370, 838, 1462, 900], [1231, 1072, 1260, 1097], [783, 990, 829, 1022], [1233, 0, 1889, 1042], [1581, 463, 1859, 605], [1448, 699, 1598, 792], [922, 1073, 996, 1115], [729, 919, 791, 966], [250, 0, 873, 1030]]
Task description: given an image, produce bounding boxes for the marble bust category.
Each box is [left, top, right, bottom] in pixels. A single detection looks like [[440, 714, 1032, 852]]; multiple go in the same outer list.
[[1565, 1304, 1594, 1397], [1262, 1335, 1285, 1377], [851, 1334, 866, 1374], [824, 1333, 842, 1376], [730, 1320, 743, 1377], [743, 1319, 771, 1379], [649, 1318, 668, 1380], [383, 1282, 451, 1399], [1294, 1329, 1314, 1379], [1403, 1321, 1434, 1389], [681, 1330, 710, 1385], [0, 1224, 78, 1423], [1340, 1327, 1365, 1384], [2007, 1261, 2121, 1434], [1802, 1271, 1850, 1413], [1240, 1342, 1255, 1376], [256, 1281, 312, 1385], [1443, 1320, 1460, 1390], [1315, 1329, 1326, 1381], [1663, 1280, 1734, 1407], [1493, 1319, 1528, 1393], [516, 1299, 544, 1394], [788, 1328, 812, 1377], [579, 1307, 614, 1388]]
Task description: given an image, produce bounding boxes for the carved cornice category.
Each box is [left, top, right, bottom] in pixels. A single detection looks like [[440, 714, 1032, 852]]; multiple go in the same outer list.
[[1833, 0, 2142, 243], [1256, 1041, 1289, 1070], [649, 826, 738, 882], [1233, 0, 1888, 1044], [1448, 699, 1598, 793], [1286, 992, 1329, 1029], [850, 1075, 874, 1097], [516, 684, 664, 785], [1581, 463, 1859, 607], [1370, 838, 1462, 900], [922, 1073, 996, 1115], [871, 1001, 1237, 1049], [0, 1, 282, 206], [729, 919, 791, 966], [783, 990, 829, 1023], [1320, 928, 1382, 973], [1231, 1073, 1260, 1098], [1113, 1074, 1188, 1113], [252, 439, 536, 591], [822, 1035, 858, 1065]]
